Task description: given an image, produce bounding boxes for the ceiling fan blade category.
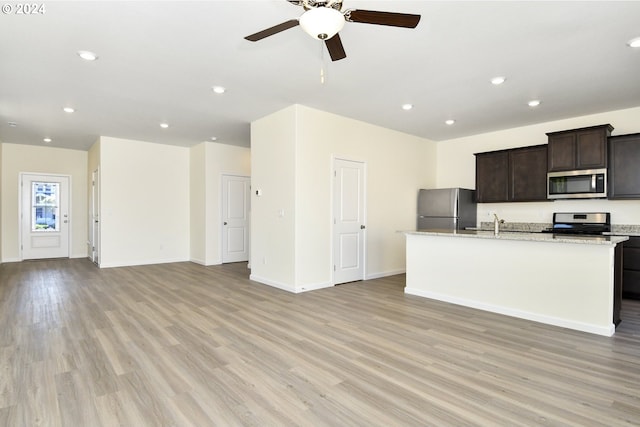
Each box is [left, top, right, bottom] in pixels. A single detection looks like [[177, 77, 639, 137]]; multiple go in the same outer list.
[[345, 9, 421, 28], [325, 33, 346, 61], [245, 19, 299, 42]]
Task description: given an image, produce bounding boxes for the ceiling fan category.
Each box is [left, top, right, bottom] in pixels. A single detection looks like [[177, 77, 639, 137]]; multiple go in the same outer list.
[[244, 0, 421, 61]]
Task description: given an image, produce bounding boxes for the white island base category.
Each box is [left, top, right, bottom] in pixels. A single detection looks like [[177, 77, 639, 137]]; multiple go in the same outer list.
[[404, 231, 626, 336]]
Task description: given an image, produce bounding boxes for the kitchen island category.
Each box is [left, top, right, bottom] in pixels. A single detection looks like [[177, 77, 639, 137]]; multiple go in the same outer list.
[[404, 230, 628, 336]]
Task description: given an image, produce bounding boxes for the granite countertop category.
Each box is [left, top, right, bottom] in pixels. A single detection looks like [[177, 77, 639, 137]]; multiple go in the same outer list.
[[476, 222, 640, 236], [605, 232, 640, 237], [406, 229, 629, 245], [607, 224, 640, 237]]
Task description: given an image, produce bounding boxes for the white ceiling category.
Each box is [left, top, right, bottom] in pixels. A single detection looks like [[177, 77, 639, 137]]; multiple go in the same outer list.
[[1, 1, 639, 151]]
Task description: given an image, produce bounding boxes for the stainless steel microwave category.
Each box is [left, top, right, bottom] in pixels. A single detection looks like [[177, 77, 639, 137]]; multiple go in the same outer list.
[[547, 168, 607, 199]]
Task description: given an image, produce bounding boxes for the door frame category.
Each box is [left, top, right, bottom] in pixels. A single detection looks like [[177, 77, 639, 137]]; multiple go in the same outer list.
[[19, 172, 72, 260], [89, 168, 100, 265], [331, 156, 367, 285]]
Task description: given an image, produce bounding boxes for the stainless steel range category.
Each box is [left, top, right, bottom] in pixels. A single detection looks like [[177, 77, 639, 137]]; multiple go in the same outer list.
[[543, 212, 611, 235]]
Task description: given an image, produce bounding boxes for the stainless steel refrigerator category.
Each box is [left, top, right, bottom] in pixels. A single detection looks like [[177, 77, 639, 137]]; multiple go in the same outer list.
[[417, 188, 477, 230]]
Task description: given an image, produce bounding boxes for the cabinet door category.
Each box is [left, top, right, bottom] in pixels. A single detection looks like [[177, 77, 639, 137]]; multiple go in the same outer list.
[[608, 133, 640, 199], [576, 128, 607, 169], [475, 151, 509, 203], [510, 145, 548, 201], [623, 237, 640, 299], [547, 133, 576, 171]]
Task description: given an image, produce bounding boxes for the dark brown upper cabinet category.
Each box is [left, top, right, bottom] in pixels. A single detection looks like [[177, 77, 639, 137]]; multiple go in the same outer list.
[[475, 145, 548, 203], [547, 124, 613, 172], [509, 145, 548, 201], [608, 133, 640, 199], [476, 150, 509, 203]]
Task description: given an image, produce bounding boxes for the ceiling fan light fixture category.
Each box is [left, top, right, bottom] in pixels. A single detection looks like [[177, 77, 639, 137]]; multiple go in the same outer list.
[[299, 7, 345, 40], [77, 50, 98, 61], [627, 37, 640, 48]]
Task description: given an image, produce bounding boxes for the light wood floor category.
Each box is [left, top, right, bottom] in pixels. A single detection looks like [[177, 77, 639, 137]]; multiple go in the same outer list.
[[1, 259, 640, 426]]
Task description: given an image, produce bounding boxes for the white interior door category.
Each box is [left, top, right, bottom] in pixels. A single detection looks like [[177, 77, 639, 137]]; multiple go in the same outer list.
[[222, 175, 250, 263], [90, 168, 101, 265], [21, 173, 71, 260], [333, 158, 366, 284]]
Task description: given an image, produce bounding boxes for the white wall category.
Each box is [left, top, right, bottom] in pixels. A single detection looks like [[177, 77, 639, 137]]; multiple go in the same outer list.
[[190, 142, 207, 265], [0, 143, 88, 262], [190, 141, 251, 265], [98, 137, 190, 267], [0, 142, 3, 263], [251, 106, 298, 288], [296, 106, 437, 284], [436, 106, 640, 225], [87, 138, 101, 260], [251, 105, 437, 292]]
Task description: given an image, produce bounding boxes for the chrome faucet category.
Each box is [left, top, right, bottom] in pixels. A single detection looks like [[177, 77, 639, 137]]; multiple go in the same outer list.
[[493, 213, 505, 235]]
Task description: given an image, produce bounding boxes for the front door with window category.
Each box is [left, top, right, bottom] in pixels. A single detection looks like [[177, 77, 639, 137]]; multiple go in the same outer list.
[[21, 173, 71, 260]]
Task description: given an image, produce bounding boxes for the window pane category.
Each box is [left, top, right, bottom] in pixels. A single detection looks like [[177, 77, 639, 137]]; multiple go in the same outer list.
[[31, 182, 59, 231]]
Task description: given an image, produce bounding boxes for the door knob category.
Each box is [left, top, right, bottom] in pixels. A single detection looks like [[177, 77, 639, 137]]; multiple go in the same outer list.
[[360, 225, 366, 229], [224, 222, 228, 225]]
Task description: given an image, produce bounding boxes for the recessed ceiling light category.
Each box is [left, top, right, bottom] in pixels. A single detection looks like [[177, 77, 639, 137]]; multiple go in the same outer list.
[[628, 37, 640, 48], [490, 76, 506, 85], [77, 50, 98, 61], [445, 119, 456, 125], [210, 136, 218, 141], [401, 104, 413, 111], [212, 86, 226, 94], [160, 123, 169, 129], [8, 121, 17, 127], [528, 100, 541, 107], [43, 138, 52, 143], [63, 107, 75, 113]]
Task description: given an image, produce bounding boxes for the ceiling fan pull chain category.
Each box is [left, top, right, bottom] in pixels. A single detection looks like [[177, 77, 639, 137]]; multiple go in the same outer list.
[[320, 41, 326, 84]]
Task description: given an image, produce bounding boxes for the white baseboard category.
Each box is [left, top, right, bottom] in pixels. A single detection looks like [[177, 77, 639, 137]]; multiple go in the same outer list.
[[295, 281, 334, 293], [249, 274, 297, 293], [189, 258, 221, 266], [249, 275, 333, 294], [366, 269, 405, 280], [404, 287, 615, 337], [99, 257, 190, 269]]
